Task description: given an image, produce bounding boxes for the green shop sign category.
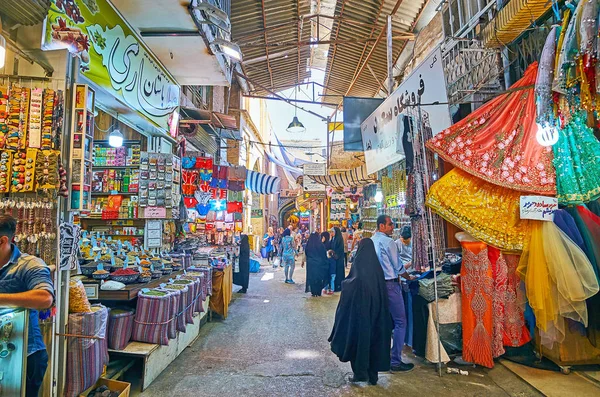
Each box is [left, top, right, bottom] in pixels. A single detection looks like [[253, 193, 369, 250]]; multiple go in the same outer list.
[[251, 209, 263, 218], [42, 0, 180, 133]]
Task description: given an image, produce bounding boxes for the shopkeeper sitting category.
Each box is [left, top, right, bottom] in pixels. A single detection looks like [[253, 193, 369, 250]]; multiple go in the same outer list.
[[0, 215, 54, 397]]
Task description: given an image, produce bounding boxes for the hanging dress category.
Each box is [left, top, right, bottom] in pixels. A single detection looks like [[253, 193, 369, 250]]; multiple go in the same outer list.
[[426, 63, 557, 195], [426, 168, 530, 252], [552, 112, 600, 204], [460, 241, 494, 368]]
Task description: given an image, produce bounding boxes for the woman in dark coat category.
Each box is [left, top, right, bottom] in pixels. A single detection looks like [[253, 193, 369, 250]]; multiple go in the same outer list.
[[328, 239, 392, 385], [331, 227, 346, 291], [233, 234, 250, 293], [305, 232, 329, 297]]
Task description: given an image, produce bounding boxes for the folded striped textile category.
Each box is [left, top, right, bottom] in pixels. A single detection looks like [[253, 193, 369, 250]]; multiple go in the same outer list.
[[107, 309, 134, 350], [65, 305, 109, 397], [161, 287, 187, 333], [245, 169, 280, 194], [132, 291, 174, 345], [171, 280, 196, 323], [183, 272, 207, 312]]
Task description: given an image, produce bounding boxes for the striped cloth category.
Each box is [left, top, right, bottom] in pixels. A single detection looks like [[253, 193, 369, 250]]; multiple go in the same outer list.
[[171, 280, 196, 323], [161, 286, 188, 333], [307, 164, 376, 188], [183, 272, 207, 313], [132, 291, 174, 345], [65, 305, 109, 397], [159, 289, 180, 338], [245, 169, 280, 194], [107, 309, 134, 350]]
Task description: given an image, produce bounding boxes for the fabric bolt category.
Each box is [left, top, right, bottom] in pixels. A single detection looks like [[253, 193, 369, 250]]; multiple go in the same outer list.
[[329, 239, 392, 373], [107, 309, 134, 350], [233, 235, 250, 290], [426, 168, 530, 252], [552, 112, 600, 204], [516, 221, 599, 348], [461, 241, 494, 368], [65, 305, 109, 397], [426, 62, 556, 195], [305, 232, 329, 296], [417, 273, 454, 302], [554, 209, 586, 251], [132, 291, 173, 345]]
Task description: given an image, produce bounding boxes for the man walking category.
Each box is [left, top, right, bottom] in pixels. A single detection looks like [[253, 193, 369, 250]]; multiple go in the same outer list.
[[371, 215, 414, 372]]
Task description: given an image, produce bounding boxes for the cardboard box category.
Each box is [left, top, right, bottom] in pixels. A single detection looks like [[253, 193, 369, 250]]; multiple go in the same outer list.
[[80, 378, 130, 397]]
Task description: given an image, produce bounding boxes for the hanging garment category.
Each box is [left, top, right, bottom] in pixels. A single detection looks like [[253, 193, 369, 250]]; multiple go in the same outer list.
[[426, 168, 530, 252], [554, 0, 584, 92], [488, 247, 531, 351], [426, 63, 557, 195], [553, 209, 587, 252], [535, 26, 558, 125], [516, 221, 599, 348], [460, 240, 494, 368], [578, 0, 598, 109], [553, 112, 600, 204]]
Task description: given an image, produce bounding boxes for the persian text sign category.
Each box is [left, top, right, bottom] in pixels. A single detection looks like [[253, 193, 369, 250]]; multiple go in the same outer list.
[[303, 162, 326, 176], [361, 47, 451, 174], [520, 196, 558, 221], [42, 0, 180, 133]]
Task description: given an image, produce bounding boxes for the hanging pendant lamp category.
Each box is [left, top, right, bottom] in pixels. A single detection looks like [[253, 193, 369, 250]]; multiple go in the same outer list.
[[286, 84, 305, 133], [109, 114, 124, 148]]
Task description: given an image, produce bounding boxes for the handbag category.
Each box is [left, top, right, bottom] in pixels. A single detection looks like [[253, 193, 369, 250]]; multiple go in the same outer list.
[[273, 257, 281, 267]]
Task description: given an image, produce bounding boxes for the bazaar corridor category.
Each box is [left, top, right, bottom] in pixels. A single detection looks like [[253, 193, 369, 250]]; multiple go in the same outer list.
[[134, 262, 543, 397]]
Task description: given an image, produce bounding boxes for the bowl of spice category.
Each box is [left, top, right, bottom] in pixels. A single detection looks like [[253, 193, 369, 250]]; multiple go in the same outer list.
[[138, 270, 152, 283], [92, 269, 110, 280], [110, 268, 140, 284]]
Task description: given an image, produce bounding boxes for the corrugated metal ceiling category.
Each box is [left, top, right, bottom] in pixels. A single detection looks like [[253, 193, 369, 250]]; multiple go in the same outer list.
[[231, 0, 312, 94], [323, 0, 429, 102], [0, 0, 51, 26]]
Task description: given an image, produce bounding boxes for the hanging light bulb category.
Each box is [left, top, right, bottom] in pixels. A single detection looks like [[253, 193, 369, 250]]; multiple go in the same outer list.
[[374, 189, 383, 203], [536, 122, 559, 147], [109, 114, 124, 148]]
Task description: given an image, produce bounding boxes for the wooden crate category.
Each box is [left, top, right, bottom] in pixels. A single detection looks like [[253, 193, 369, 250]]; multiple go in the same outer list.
[[80, 378, 130, 397]]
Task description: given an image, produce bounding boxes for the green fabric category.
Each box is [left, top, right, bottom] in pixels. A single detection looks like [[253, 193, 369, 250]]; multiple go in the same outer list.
[[553, 113, 600, 204]]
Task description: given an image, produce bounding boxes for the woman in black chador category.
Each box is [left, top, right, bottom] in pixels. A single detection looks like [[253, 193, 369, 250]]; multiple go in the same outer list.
[[304, 232, 328, 297], [233, 234, 250, 293], [331, 227, 346, 291], [328, 239, 392, 385]]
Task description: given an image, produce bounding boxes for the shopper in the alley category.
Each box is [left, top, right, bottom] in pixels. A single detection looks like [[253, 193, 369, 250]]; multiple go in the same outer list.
[[233, 234, 250, 294], [280, 228, 297, 284], [329, 238, 392, 385], [304, 232, 328, 297], [371, 214, 415, 372], [331, 227, 346, 291]]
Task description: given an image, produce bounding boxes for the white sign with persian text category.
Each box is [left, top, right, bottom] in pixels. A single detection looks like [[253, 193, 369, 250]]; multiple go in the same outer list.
[[520, 196, 558, 221], [361, 47, 451, 174], [303, 162, 326, 176]]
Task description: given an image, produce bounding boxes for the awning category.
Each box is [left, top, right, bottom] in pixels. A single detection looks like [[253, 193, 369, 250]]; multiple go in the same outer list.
[[307, 165, 376, 188], [482, 0, 552, 47], [180, 106, 241, 141], [245, 170, 280, 195]]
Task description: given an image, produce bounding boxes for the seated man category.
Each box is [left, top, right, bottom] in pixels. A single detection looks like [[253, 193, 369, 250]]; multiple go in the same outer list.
[[0, 215, 54, 397]]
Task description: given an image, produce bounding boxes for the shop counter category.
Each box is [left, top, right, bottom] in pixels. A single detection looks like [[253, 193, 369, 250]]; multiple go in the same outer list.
[[107, 298, 210, 390], [82, 271, 186, 301]]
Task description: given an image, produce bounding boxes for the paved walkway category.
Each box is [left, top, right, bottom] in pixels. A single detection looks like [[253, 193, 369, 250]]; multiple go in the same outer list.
[[138, 262, 542, 396]]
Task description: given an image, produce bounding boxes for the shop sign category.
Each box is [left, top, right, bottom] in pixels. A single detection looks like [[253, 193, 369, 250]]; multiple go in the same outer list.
[[361, 47, 451, 174], [303, 162, 326, 176], [520, 196, 557, 221], [385, 195, 398, 207], [304, 192, 327, 200], [303, 177, 326, 192], [251, 209, 263, 218], [41, 0, 180, 134], [59, 222, 81, 270], [144, 206, 167, 219]]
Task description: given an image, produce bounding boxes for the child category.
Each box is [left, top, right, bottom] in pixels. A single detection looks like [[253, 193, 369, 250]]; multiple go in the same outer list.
[[325, 249, 337, 295]]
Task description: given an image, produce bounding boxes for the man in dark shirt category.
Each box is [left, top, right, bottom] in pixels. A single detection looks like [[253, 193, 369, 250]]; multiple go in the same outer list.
[[0, 215, 54, 397]]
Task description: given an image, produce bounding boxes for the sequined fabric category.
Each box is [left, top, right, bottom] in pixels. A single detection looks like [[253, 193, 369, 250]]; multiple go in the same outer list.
[[553, 112, 600, 204], [535, 26, 557, 125], [426, 168, 530, 252], [426, 63, 557, 195]]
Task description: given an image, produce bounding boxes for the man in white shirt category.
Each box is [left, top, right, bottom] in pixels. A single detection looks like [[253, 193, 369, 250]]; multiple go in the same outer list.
[[371, 215, 414, 372], [395, 226, 412, 270]]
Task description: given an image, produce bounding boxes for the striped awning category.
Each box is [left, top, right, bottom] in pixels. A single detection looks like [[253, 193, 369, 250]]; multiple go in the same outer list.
[[307, 165, 376, 188], [245, 170, 281, 195]]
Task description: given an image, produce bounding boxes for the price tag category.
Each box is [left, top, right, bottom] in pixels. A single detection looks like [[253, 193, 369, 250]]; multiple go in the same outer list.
[[519, 196, 557, 221], [159, 283, 167, 289], [144, 206, 167, 219], [141, 288, 150, 293], [169, 278, 174, 283], [111, 190, 118, 195]]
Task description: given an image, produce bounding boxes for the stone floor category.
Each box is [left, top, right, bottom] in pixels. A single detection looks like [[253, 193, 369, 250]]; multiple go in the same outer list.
[[136, 262, 543, 396]]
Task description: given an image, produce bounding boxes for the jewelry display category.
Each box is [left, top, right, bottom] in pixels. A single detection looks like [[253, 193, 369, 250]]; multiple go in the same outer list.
[[0, 309, 28, 396]]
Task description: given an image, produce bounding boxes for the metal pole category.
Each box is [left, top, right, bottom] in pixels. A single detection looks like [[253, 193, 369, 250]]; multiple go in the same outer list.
[[326, 116, 331, 171], [417, 104, 443, 377], [387, 15, 394, 95]]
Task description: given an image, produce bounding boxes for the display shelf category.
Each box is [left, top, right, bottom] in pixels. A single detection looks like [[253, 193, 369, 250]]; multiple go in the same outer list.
[[92, 166, 140, 170], [91, 191, 138, 196], [80, 217, 145, 221], [82, 270, 185, 301], [89, 234, 143, 237]]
